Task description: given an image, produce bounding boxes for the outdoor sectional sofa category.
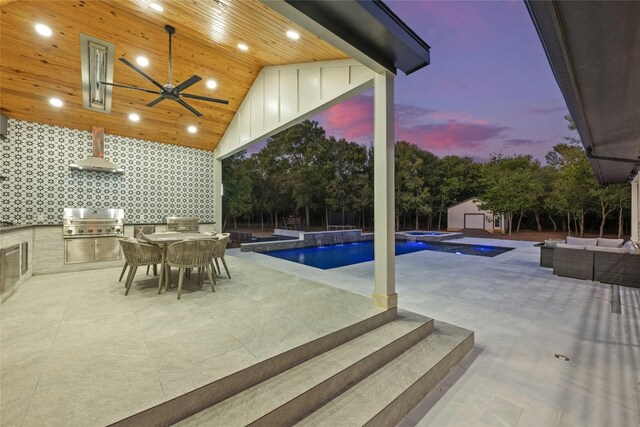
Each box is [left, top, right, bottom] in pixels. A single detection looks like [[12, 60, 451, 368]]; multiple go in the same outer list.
[[552, 237, 640, 288]]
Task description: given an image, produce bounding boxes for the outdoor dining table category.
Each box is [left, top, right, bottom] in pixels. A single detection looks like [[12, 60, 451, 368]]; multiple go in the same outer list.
[[140, 232, 217, 292]]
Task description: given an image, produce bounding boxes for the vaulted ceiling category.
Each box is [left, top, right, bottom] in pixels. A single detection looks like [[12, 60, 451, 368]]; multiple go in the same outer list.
[[0, 0, 349, 150]]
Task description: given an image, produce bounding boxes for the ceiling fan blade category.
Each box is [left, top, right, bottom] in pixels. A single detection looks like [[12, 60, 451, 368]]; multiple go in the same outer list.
[[176, 99, 203, 117], [181, 93, 229, 105], [119, 57, 164, 90], [175, 75, 202, 92], [146, 97, 165, 107], [100, 81, 160, 95]]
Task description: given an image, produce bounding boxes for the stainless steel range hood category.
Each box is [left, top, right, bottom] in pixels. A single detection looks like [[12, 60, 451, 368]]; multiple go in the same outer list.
[[70, 126, 124, 173]]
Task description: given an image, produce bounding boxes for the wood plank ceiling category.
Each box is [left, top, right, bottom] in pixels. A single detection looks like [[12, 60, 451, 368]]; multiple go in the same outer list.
[[0, 0, 349, 151]]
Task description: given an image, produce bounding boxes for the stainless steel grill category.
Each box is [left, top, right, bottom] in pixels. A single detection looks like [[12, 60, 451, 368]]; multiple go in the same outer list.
[[63, 208, 125, 238], [166, 216, 199, 232]]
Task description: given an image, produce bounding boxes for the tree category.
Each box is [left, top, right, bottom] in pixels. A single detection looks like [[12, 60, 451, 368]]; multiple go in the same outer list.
[[612, 185, 632, 238], [256, 120, 327, 227], [395, 141, 431, 230], [545, 116, 600, 237], [478, 154, 541, 235], [432, 156, 483, 230], [325, 137, 370, 227], [222, 151, 253, 229], [591, 185, 620, 237]]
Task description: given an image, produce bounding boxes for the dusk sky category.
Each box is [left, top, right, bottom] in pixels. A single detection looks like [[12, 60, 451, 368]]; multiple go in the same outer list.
[[307, 1, 571, 163]]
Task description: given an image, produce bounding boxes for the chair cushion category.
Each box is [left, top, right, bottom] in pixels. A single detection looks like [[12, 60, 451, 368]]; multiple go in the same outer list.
[[557, 243, 586, 250], [566, 236, 598, 246], [586, 245, 628, 253], [597, 238, 624, 247]]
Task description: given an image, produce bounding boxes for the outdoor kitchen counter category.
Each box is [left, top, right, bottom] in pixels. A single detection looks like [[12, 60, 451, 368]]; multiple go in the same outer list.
[[0, 226, 34, 302], [0, 224, 34, 234], [0, 223, 217, 276]]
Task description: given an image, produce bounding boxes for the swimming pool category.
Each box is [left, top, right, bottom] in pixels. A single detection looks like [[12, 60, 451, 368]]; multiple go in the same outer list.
[[262, 240, 515, 269]]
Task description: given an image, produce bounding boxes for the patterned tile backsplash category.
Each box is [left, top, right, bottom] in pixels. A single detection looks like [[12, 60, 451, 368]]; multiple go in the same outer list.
[[1, 119, 215, 225]]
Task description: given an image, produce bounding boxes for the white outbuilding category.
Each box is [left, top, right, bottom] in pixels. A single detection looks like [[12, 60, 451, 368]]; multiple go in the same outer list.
[[447, 198, 507, 233]]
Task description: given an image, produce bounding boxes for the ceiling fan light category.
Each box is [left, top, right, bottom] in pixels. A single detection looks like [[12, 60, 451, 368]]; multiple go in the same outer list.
[[206, 79, 217, 89], [136, 56, 149, 67], [286, 30, 300, 40], [237, 43, 248, 51], [34, 23, 52, 37], [149, 2, 163, 12], [187, 125, 197, 134], [128, 113, 140, 122], [49, 97, 63, 107]]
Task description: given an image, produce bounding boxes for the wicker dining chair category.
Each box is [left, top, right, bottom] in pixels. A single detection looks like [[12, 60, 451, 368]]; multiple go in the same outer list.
[[134, 225, 158, 276], [119, 238, 163, 296], [118, 237, 136, 282], [212, 234, 231, 279], [118, 226, 159, 282], [166, 239, 217, 299]]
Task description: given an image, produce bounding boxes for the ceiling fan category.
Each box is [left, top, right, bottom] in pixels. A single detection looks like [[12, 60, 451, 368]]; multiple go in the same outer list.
[[100, 24, 228, 117]]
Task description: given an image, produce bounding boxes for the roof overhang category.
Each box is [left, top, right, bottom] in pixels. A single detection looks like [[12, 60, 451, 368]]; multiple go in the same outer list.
[[263, 0, 431, 76], [526, 1, 640, 184]]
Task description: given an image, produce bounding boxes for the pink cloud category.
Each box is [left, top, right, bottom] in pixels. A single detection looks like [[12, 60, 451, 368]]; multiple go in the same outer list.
[[314, 93, 509, 159], [315, 94, 374, 143], [397, 121, 509, 154]]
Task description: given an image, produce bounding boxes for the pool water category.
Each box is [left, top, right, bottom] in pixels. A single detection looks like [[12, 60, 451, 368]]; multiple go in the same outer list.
[[405, 231, 445, 236], [263, 240, 514, 270]]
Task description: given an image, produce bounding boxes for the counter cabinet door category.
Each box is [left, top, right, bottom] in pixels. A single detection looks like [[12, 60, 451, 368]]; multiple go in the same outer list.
[[94, 237, 121, 262], [64, 239, 95, 264]]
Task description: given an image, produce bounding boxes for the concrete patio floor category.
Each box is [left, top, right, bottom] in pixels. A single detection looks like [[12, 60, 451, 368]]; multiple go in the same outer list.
[[2, 236, 638, 426], [235, 237, 640, 427], [0, 257, 386, 426]]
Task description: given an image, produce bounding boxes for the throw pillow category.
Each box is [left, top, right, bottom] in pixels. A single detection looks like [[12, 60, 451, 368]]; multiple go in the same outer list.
[[566, 236, 598, 246], [596, 238, 624, 248]]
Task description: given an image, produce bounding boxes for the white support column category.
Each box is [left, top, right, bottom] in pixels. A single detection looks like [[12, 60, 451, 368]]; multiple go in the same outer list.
[[372, 71, 397, 310], [214, 154, 223, 234], [632, 176, 639, 241]]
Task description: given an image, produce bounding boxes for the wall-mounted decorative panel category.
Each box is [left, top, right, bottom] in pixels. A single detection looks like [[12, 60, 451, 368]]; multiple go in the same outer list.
[[217, 59, 374, 159], [1, 119, 215, 225]]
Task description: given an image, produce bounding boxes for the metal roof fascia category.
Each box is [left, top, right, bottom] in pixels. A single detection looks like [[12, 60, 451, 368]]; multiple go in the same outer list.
[[265, 0, 430, 76], [525, 0, 607, 183]]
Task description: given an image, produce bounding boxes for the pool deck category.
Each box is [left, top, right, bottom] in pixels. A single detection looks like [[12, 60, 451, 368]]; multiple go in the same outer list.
[[235, 236, 640, 426]]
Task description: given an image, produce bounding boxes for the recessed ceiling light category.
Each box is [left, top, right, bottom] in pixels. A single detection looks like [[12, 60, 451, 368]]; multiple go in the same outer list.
[[187, 125, 197, 134], [206, 79, 217, 89], [128, 113, 140, 122], [149, 2, 163, 12], [49, 98, 63, 107], [237, 43, 248, 51], [34, 23, 52, 37], [286, 30, 300, 40], [136, 56, 149, 67]]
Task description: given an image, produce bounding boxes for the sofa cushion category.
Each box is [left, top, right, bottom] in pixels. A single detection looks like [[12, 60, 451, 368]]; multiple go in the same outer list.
[[557, 243, 586, 250], [586, 245, 628, 253], [566, 236, 598, 246], [597, 238, 624, 247]]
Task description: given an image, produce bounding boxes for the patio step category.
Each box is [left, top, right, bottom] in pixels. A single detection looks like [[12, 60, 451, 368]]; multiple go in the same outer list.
[[111, 305, 398, 426], [296, 321, 474, 427], [174, 310, 435, 427]]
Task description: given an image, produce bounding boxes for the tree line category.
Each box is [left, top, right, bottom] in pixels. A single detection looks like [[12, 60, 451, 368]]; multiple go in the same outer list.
[[222, 117, 631, 237]]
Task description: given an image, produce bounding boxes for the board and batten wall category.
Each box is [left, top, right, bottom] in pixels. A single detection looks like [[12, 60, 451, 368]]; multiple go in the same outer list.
[[0, 119, 215, 225]]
